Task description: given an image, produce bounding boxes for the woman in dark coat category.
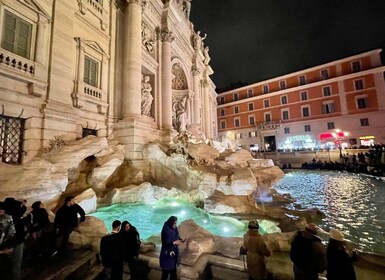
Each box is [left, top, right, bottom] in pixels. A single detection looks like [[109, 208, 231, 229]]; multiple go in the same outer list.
[[119, 221, 141, 280], [159, 216, 184, 280], [326, 229, 357, 280]]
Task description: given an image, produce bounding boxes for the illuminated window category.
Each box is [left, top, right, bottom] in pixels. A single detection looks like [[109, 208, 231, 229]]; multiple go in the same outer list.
[[249, 131, 256, 137], [235, 133, 241, 139], [322, 102, 335, 114]]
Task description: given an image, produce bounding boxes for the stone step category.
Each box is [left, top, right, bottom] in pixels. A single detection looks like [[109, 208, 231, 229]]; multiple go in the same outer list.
[[21, 249, 98, 280]]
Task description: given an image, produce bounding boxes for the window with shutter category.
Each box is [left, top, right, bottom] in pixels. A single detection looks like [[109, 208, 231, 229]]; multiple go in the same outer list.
[[1, 11, 32, 59]]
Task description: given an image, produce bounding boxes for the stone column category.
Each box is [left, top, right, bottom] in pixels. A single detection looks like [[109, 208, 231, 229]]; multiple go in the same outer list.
[[202, 78, 211, 137], [192, 66, 201, 125], [122, 0, 142, 118], [159, 27, 175, 130]]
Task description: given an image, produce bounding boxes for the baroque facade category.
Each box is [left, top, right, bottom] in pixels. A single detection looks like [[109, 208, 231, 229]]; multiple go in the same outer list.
[[0, 0, 217, 164], [217, 50, 385, 151]]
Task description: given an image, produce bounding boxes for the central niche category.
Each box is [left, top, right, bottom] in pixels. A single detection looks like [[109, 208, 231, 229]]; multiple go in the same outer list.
[[172, 63, 188, 90]]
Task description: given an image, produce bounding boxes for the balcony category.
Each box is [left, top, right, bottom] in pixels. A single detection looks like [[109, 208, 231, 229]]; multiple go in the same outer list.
[[256, 121, 282, 130], [72, 82, 108, 114]]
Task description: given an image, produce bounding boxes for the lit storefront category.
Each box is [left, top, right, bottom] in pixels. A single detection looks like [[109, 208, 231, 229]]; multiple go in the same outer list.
[[319, 130, 349, 149], [359, 135, 375, 146], [282, 135, 316, 150]]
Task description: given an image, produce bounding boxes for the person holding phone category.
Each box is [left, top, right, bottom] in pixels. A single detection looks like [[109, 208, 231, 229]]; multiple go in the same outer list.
[[159, 216, 184, 280]]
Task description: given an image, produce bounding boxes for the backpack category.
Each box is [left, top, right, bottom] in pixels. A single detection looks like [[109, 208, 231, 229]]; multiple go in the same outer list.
[[290, 231, 317, 270]]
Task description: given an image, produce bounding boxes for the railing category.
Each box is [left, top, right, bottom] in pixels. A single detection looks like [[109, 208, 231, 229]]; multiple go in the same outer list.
[[0, 52, 34, 74], [86, 0, 103, 15], [83, 84, 102, 99]]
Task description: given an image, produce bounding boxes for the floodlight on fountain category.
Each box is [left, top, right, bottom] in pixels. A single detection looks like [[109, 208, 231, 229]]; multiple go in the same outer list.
[[203, 219, 208, 223], [223, 226, 229, 232], [171, 201, 179, 207], [180, 210, 186, 215]]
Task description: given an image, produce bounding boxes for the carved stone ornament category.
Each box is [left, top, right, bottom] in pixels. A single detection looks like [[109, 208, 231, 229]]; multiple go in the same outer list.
[[156, 27, 175, 43], [191, 66, 200, 76], [201, 79, 209, 88]]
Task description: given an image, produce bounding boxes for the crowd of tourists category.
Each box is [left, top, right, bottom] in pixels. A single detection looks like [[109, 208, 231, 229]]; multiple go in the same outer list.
[[241, 221, 357, 280], [0, 196, 85, 280], [300, 145, 385, 176]]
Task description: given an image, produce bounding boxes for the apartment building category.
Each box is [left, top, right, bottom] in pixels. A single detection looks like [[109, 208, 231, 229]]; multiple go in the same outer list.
[[217, 49, 385, 151], [0, 0, 217, 164]]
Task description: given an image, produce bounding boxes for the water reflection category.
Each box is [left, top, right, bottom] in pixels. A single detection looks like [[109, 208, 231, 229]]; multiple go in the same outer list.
[[90, 198, 281, 240], [274, 170, 385, 254]]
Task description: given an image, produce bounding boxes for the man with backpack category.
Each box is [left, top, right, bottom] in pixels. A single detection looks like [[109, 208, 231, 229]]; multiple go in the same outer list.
[[289, 223, 327, 280]]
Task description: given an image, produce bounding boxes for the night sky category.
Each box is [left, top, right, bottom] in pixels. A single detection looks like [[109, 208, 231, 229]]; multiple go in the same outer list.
[[190, 0, 385, 90]]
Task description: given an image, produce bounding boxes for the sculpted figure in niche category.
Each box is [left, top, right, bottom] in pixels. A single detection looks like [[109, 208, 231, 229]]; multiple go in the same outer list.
[[192, 31, 207, 51], [142, 23, 155, 54], [203, 46, 211, 65], [141, 75, 153, 117], [173, 97, 188, 132]]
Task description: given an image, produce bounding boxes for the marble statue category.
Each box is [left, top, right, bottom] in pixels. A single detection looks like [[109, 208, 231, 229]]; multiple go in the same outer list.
[[192, 31, 206, 51], [203, 46, 211, 65], [173, 96, 188, 132], [182, 0, 191, 18], [141, 75, 153, 117], [142, 22, 154, 54]]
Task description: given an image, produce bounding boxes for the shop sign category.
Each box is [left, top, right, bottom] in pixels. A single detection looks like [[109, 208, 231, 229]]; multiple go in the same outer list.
[[287, 135, 312, 142], [359, 135, 375, 140]]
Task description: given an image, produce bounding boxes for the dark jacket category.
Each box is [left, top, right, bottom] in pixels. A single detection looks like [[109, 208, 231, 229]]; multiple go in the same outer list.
[[54, 203, 85, 231], [290, 230, 327, 280], [327, 239, 356, 280], [120, 223, 141, 261], [3, 198, 27, 244], [25, 208, 50, 233], [100, 232, 124, 268], [159, 220, 181, 270]]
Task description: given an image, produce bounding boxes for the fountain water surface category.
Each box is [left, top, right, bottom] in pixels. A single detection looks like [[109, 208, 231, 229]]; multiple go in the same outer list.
[[274, 170, 385, 255], [90, 198, 281, 240]]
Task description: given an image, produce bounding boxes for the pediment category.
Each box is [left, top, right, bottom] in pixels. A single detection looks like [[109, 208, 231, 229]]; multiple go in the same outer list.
[[82, 40, 108, 57], [17, 0, 51, 20]]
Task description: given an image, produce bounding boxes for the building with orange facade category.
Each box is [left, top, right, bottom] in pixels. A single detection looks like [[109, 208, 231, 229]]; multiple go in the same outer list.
[[217, 49, 385, 151]]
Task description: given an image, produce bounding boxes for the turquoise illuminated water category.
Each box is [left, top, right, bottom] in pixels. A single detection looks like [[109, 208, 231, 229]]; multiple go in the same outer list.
[[90, 198, 280, 240], [273, 170, 385, 255]]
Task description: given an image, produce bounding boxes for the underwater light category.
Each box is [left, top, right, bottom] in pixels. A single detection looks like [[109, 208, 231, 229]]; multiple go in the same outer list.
[[223, 226, 229, 232], [171, 202, 179, 207]]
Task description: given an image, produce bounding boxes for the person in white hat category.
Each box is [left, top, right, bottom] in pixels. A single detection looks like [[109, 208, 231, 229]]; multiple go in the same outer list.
[[326, 229, 357, 280]]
